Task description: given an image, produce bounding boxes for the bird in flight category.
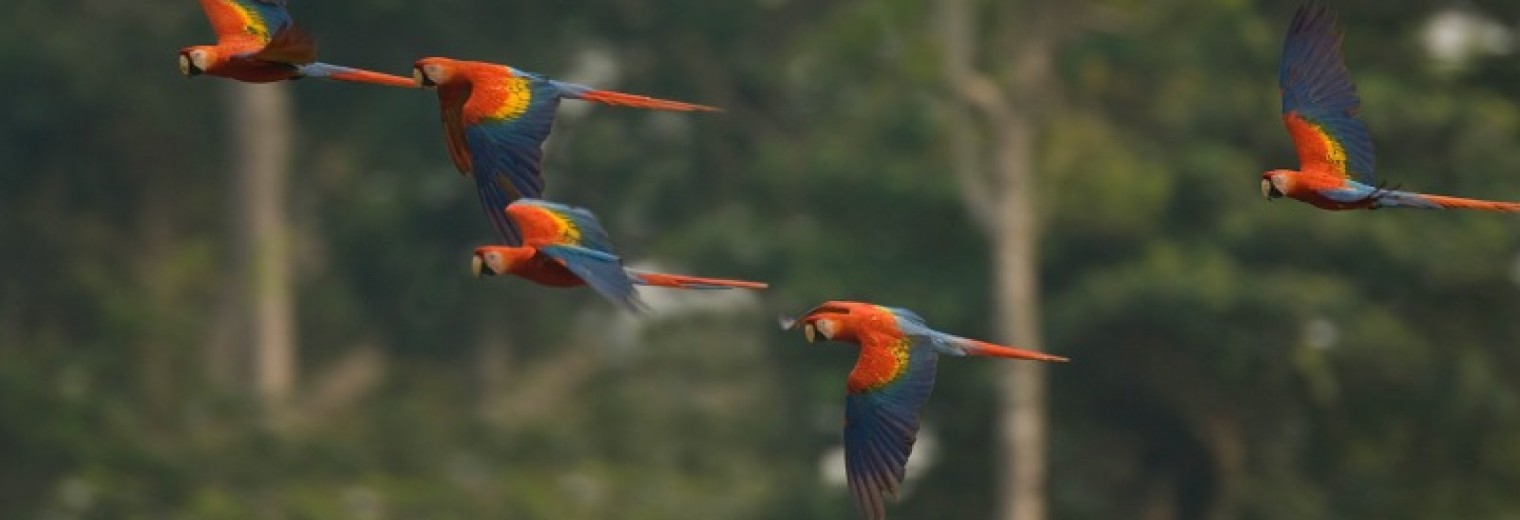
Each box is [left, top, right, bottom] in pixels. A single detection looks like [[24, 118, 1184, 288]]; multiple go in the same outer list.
[[179, 0, 415, 87], [780, 301, 1067, 520], [1263, 3, 1520, 212], [413, 57, 719, 244], [472, 199, 765, 312]]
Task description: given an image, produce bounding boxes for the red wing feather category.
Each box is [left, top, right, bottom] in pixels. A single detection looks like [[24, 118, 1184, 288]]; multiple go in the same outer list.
[[438, 85, 474, 174]]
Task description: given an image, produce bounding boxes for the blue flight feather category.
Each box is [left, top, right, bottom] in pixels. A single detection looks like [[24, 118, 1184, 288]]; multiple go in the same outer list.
[[1279, 2, 1376, 181], [538, 245, 645, 313], [843, 337, 938, 520], [465, 76, 567, 244]]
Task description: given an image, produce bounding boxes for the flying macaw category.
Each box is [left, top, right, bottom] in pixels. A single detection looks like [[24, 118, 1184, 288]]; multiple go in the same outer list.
[[471, 199, 765, 312], [412, 57, 719, 243], [1262, 3, 1520, 211], [179, 0, 415, 87], [779, 301, 1067, 520]]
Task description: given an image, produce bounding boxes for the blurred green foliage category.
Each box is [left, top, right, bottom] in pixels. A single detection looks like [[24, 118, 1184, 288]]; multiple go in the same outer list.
[[4, 0, 1520, 519]]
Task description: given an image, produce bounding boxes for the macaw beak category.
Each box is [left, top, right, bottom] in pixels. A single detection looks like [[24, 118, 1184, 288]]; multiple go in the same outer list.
[[413, 68, 435, 88], [472, 255, 489, 278], [804, 323, 817, 343], [179, 54, 200, 77], [1261, 179, 1284, 200]]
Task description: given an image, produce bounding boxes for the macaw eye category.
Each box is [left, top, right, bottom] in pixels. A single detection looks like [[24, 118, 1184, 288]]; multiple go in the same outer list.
[[425, 65, 443, 79], [191, 51, 210, 70], [487, 252, 501, 262]]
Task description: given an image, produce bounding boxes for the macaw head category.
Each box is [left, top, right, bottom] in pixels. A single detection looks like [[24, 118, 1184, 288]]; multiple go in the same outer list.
[[413, 57, 463, 89], [471, 246, 534, 278], [779, 301, 868, 344], [1260, 169, 1293, 200], [178, 46, 216, 77]]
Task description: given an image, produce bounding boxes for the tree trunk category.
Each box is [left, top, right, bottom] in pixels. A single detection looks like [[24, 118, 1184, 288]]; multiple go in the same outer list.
[[992, 119, 1047, 520], [225, 83, 297, 416], [940, 1, 1054, 518]]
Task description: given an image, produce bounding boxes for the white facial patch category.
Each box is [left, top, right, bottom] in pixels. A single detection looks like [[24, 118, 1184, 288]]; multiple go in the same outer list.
[[190, 50, 209, 71], [814, 319, 838, 340]]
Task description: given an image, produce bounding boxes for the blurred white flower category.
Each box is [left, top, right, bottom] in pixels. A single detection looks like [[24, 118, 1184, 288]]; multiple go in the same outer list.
[[1424, 7, 1511, 70], [1303, 317, 1339, 350]]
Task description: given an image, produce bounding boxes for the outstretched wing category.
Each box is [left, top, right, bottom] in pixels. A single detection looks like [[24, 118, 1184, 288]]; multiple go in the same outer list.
[[1279, 3, 1375, 182], [198, 0, 293, 46], [843, 334, 937, 520], [242, 23, 315, 65], [458, 73, 563, 241], [537, 245, 645, 313], [512, 199, 616, 254]]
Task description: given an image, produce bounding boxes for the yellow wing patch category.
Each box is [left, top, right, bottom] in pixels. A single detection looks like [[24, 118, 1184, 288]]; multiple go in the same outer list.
[[861, 337, 912, 393], [226, 1, 270, 41], [544, 210, 582, 246], [1310, 123, 1347, 169], [1285, 113, 1351, 178], [487, 78, 534, 121]]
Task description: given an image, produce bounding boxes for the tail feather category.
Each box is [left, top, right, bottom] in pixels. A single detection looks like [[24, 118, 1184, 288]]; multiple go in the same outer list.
[[1415, 193, 1520, 212], [300, 62, 418, 89], [551, 80, 720, 112], [962, 339, 1068, 363], [629, 270, 767, 290]]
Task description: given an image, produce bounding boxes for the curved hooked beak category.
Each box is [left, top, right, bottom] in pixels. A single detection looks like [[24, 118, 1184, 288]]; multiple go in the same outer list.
[[413, 68, 435, 88], [179, 54, 201, 77], [1261, 179, 1283, 200], [471, 255, 490, 278], [803, 323, 817, 343]]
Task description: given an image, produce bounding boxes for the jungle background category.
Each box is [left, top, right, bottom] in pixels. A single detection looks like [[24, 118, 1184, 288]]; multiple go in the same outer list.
[[5, 0, 1520, 519]]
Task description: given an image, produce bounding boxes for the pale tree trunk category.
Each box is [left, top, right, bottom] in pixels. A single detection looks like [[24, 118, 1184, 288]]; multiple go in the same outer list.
[[941, 1, 1056, 519], [992, 118, 1047, 520], [224, 83, 297, 417]]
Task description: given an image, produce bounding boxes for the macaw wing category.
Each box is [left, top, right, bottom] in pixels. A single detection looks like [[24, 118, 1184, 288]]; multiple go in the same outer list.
[[473, 173, 522, 246], [433, 82, 519, 245], [843, 335, 937, 520], [1279, 3, 1375, 182], [538, 245, 644, 312], [437, 85, 473, 174], [458, 76, 563, 238], [198, 0, 294, 46], [512, 199, 616, 253], [241, 24, 315, 65]]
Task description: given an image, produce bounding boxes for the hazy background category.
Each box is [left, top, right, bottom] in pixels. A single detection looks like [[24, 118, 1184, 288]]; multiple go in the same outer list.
[[5, 1, 1520, 519]]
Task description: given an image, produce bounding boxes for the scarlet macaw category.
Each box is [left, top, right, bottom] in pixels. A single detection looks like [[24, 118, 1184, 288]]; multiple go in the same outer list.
[[471, 199, 765, 312], [179, 0, 415, 87], [412, 57, 719, 244], [780, 301, 1067, 520], [1263, 4, 1520, 211]]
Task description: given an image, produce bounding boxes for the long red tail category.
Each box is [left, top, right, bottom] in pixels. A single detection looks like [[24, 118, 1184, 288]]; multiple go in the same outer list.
[[630, 270, 767, 290], [963, 339, 1069, 363], [302, 63, 419, 89], [577, 89, 721, 112], [1419, 193, 1520, 212]]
